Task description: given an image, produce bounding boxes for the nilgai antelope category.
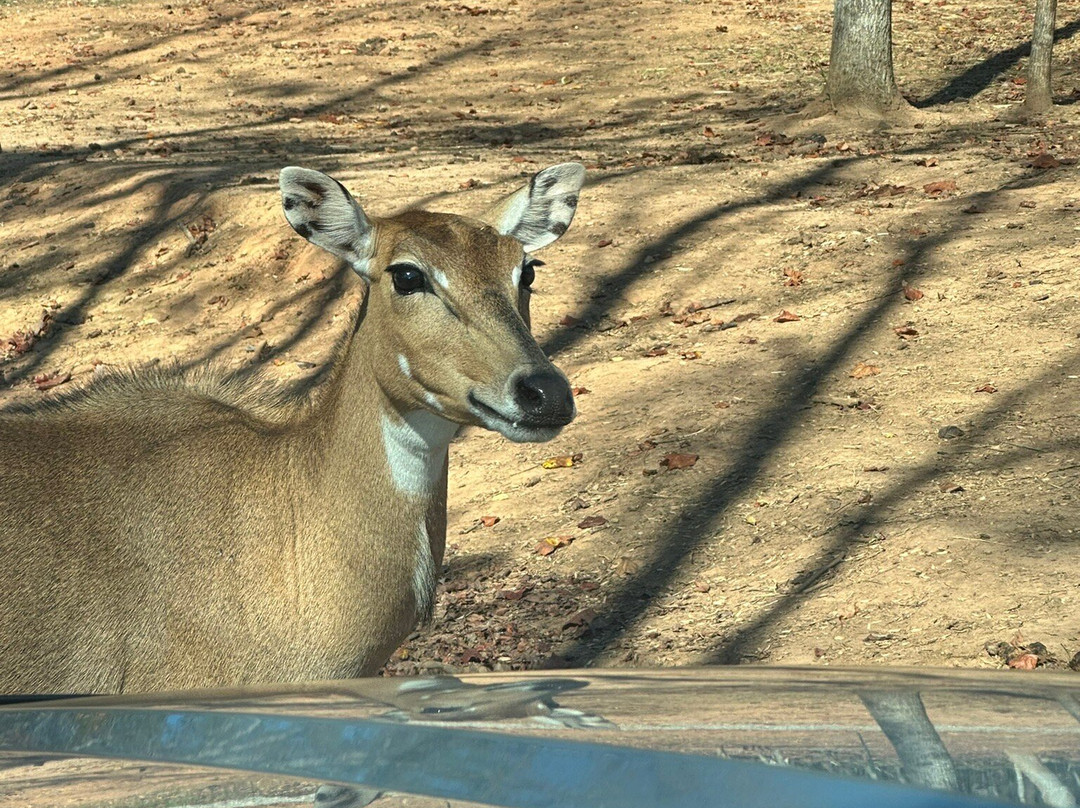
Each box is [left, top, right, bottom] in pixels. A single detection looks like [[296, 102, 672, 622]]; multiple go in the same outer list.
[[0, 163, 586, 694]]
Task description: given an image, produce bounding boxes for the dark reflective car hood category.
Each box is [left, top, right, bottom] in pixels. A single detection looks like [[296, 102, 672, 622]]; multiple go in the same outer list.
[[1, 666, 1077, 807]]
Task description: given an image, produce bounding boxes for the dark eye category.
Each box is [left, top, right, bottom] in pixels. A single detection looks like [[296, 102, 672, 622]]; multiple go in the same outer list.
[[388, 264, 426, 295], [520, 259, 543, 290]]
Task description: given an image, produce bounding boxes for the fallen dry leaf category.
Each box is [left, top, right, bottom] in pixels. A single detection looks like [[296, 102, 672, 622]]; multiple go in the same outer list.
[[627, 439, 657, 457], [679, 298, 732, 315], [541, 453, 582, 469], [673, 310, 711, 326], [923, 180, 957, 197], [1028, 153, 1061, 169], [615, 556, 644, 576], [571, 386, 590, 395], [661, 452, 698, 470], [939, 481, 964, 494], [534, 535, 574, 556], [563, 607, 597, 629], [6, 309, 53, 356], [558, 314, 582, 327], [755, 131, 793, 147], [457, 647, 486, 664], [643, 346, 668, 357], [853, 182, 909, 199], [480, 515, 500, 528], [783, 268, 804, 286], [33, 371, 71, 391], [974, 384, 997, 393], [680, 350, 701, 360], [1008, 653, 1039, 670], [894, 325, 920, 339], [577, 515, 608, 529], [773, 310, 801, 323], [850, 362, 881, 379], [7, 331, 36, 355], [498, 585, 531, 601], [701, 321, 730, 333], [903, 284, 924, 301]]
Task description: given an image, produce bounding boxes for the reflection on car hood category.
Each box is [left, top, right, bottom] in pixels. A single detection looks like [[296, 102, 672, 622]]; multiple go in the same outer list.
[[0, 666, 1077, 807]]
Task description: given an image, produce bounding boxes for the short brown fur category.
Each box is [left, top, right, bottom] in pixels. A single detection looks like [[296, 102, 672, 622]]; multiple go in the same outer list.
[[0, 164, 583, 694]]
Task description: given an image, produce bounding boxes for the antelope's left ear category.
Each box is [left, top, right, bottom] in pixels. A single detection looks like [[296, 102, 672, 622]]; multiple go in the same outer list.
[[484, 163, 585, 252]]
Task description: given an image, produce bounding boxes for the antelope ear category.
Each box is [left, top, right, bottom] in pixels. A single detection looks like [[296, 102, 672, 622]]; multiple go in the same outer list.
[[484, 163, 585, 252], [279, 167, 375, 278]]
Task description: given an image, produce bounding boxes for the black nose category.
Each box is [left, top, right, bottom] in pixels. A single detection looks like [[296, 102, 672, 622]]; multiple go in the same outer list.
[[513, 370, 575, 425]]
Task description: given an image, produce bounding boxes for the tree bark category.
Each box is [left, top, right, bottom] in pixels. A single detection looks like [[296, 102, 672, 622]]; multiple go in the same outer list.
[[1024, 0, 1058, 115], [826, 0, 906, 117], [1007, 752, 1077, 807], [860, 690, 960, 791]]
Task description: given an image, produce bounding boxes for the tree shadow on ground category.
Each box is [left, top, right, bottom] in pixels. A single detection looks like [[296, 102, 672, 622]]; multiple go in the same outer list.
[[548, 154, 1067, 667], [3, 11, 1070, 673], [0, 28, 512, 390], [915, 18, 1080, 107], [0, 71, 750, 393], [708, 349, 1080, 664]]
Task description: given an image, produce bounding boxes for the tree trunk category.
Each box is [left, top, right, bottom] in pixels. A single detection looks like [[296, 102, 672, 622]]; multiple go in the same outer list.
[[860, 690, 960, 791], [826, 0, 906, 117], [1024, 0, 1058, 115]]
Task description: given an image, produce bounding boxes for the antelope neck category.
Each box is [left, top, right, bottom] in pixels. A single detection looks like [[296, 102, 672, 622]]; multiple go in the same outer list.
[[379, 408, 457, 500]]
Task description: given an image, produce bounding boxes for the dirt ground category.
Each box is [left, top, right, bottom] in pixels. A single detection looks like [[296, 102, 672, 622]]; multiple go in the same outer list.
[[1, 0, 1078, 678]]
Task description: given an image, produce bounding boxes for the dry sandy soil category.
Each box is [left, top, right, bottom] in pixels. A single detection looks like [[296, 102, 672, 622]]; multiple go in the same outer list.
[[1, 0, 1078, 677]]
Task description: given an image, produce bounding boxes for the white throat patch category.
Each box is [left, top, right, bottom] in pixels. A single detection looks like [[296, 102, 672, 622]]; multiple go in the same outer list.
[[379, 410, 457, 499]]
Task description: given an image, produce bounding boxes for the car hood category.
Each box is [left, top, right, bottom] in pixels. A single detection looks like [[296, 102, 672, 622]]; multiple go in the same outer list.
[[1, 666, 1078, 807]]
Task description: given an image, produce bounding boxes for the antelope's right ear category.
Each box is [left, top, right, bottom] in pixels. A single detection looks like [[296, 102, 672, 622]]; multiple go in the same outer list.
[[279, 167, 374, 279]]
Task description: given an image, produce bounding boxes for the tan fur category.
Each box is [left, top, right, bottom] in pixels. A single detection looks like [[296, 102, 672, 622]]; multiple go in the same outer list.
[[0, 165, 583, 694]]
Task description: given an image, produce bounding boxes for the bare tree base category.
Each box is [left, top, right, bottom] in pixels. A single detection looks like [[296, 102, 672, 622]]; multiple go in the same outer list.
[[773, 95, 939, 137], [801, 94, 923, 128], [1011, 102, 1056, 124]]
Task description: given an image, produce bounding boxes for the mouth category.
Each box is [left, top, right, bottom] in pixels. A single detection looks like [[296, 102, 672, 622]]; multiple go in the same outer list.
[[467, 392, 570, 443]]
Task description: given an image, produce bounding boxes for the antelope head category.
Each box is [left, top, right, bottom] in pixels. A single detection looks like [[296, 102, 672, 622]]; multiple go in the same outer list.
[[279, 163, 586, 442]]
